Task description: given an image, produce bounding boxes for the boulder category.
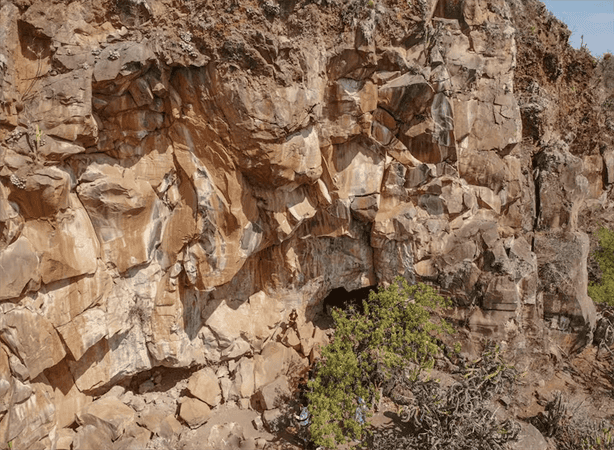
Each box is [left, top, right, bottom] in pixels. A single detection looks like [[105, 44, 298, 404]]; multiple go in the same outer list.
[[509, 422, 548, 450], [77, 396, 136, 441], [72, 425, 113, 450], [187, 367, 222, 407], [232, 357, 255, 399], [112, 423, 152, 450], [158, 415, 183, 440], [179, 397, 212, 429], [255, 376, 291, 411]]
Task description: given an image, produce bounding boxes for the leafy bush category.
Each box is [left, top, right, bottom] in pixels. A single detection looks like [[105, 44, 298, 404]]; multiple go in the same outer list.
[[589, 227, 614, 306], [306, 278, 452, 448]]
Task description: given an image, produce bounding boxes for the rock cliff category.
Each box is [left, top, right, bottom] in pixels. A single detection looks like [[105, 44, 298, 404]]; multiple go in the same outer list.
[[1, 0, 613, 447]]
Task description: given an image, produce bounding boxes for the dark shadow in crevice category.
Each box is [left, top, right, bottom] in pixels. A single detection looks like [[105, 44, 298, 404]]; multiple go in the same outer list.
[[322, 285, 376, 316]]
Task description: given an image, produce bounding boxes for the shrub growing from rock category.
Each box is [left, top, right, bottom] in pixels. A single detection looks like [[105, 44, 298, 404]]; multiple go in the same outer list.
[[589, 227, 614, 306], [306, 277, 452, 448]]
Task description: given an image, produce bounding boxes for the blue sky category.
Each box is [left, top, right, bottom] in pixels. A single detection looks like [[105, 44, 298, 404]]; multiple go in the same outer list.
[[541, 0, 614, 56]]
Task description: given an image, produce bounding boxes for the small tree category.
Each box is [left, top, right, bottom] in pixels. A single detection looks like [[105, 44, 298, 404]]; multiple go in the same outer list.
[[306, 278, 452, 448], [589, 227, 614, 306]]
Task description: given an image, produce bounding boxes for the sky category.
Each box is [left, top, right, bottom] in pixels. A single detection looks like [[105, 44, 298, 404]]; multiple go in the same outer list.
[[541, 0, 614, 56]]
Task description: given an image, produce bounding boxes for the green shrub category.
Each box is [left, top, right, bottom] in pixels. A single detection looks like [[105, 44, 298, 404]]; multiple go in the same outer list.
[[306, 278, 452, 448], [588, 227, 614, 306]]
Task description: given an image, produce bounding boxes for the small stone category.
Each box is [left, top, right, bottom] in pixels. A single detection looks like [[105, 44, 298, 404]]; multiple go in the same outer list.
[[139, 380, 155, 394], [126, 395, 146, 412], [252, 415, 264, 431]]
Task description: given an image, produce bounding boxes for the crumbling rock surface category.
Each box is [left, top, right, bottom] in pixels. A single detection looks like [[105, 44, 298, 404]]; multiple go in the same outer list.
[[0, 0, 613, 447]]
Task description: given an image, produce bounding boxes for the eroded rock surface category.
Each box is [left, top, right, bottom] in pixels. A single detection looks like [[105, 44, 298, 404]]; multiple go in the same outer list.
[[0, 0, 613, 447]]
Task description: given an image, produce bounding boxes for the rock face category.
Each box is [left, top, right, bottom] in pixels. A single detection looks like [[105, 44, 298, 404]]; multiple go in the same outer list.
[[0, 0, 612, 446]]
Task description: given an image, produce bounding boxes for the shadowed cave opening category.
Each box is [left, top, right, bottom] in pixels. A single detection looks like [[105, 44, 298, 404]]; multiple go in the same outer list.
[[322, 285, 377, 316]]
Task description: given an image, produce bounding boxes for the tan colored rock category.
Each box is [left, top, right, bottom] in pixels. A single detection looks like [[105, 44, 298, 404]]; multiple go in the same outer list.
[[582, 154, 603, 199], [0, 307, 65, 380], [188, 367, 222, 407], [262, 408, 284, 433], [159, 415, 183, 440], [54, 428, 76, 450], [255, 376, 291, 411], [297, 322, 315, 356], [77, 396, 136, 441], [254, 342, 286, 390], [68, 330, 151, 392], [72, 424, 113, 450], [0, 348, 11, 414], [113, 423, 152, 450], [205, 291, 285, 356], [475, 186, 501, 214], [0, 3, 19, 126], [603, 149, 614, 185], [20, 194, 99, 285], [414, 259, 439, 278], [146, 275, 209, 367], [56, 307, 107, 360], [335, 78, 378, 114], [233, 357, 255, 398], [322, 137, 386, 199], [0, 236, 40, 300], [45, 359, 92, 429], [28, 68, 97, 144], [8, 166, 71, 218], [282, 328, 301, 350], [76, 162, 165, 273], [0, 378, 56, 449], [482, 276, 518, 311], [180, 397, 212, 429], [39, 261, 112, 328], [93, 41, 156, 83]]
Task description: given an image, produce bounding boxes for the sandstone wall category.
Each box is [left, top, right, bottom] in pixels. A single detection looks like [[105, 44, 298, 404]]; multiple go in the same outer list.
[[0, 0, 610, 447]]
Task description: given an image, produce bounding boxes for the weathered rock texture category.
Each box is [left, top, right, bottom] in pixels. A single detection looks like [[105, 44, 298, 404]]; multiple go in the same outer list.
[[0, 0, 613, 447]]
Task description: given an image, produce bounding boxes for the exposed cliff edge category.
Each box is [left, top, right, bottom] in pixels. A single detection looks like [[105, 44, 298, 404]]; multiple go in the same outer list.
[[1, 0, 614, 447]]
